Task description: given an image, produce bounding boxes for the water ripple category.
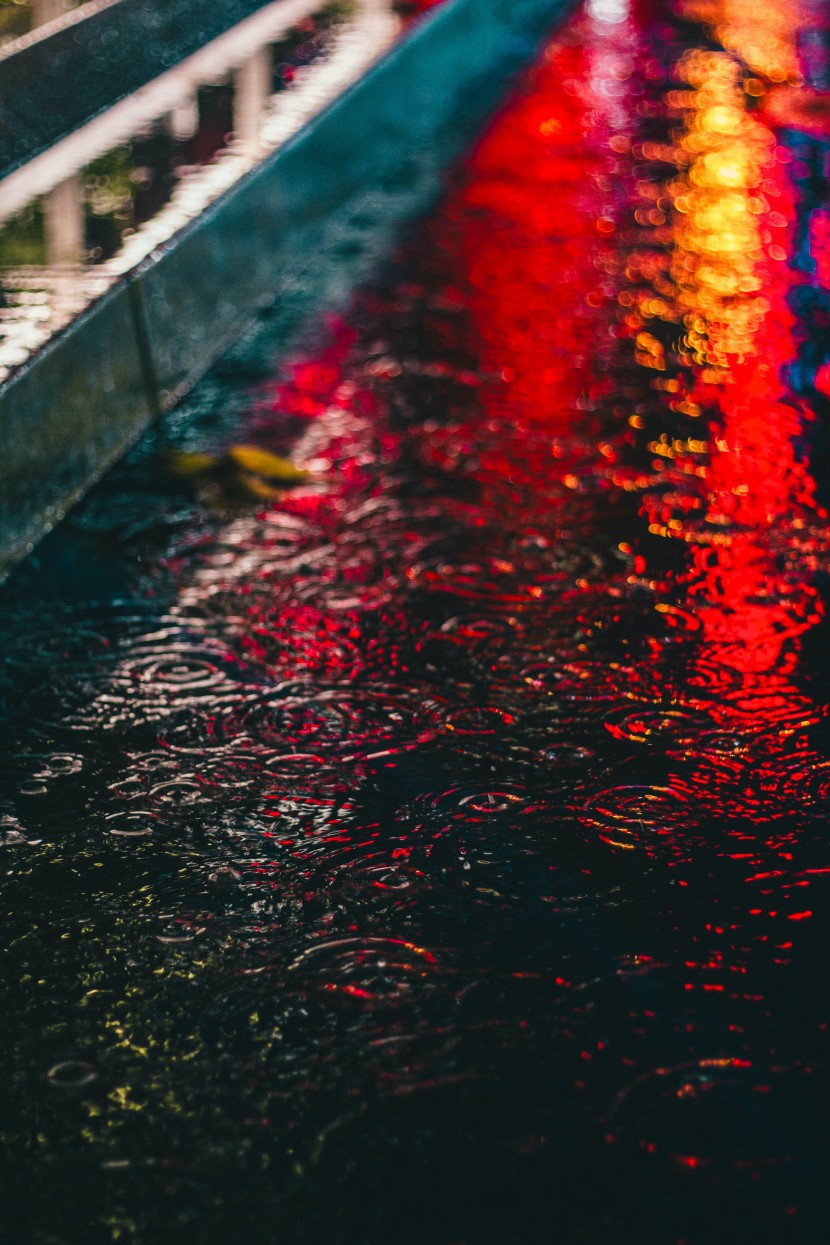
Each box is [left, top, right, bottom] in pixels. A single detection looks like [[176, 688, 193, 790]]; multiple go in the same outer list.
[[288, 936, 438, 1002]]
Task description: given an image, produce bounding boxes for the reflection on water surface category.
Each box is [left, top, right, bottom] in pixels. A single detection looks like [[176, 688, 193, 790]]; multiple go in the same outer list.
[[2, 0, 830, 1240]]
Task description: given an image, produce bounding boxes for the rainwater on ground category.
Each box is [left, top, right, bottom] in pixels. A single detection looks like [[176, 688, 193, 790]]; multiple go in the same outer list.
[[2, 1, 830, 1241]]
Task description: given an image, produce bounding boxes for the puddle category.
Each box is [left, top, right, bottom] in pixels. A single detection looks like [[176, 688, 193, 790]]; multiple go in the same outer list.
[[2, 0, 830, 1240]]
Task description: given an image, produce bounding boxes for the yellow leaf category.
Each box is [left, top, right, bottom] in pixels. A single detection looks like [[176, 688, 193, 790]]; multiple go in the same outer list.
[[233, 472, 282, 502], [225, 445, 308, 482]]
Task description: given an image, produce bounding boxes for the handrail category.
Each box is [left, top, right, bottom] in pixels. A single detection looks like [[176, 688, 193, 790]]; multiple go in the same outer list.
[[0, 0, 333, 223], [0, 0, 277, 179]]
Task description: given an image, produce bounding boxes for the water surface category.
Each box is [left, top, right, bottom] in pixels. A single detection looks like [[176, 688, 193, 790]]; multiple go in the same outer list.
[[3, 1, 830, 1240]]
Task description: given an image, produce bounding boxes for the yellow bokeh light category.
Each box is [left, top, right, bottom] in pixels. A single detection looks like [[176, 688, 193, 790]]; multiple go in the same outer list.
[[681, 0, 800, 84], [661, 46, 780, 369]]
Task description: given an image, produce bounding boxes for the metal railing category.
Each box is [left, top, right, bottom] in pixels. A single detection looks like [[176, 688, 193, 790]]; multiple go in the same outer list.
[[0, 0, 285, 177], [0, 0, 399, 381]]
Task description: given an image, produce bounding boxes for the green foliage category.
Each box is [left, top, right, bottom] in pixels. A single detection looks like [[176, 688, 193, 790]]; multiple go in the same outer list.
[[0, 202, 45, 267], [83, 144, 135, 222], [0, 0, 30, 44]]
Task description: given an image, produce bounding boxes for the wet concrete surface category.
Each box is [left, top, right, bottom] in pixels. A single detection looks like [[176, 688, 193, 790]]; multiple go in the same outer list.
[[2, 1, 830, 1241]]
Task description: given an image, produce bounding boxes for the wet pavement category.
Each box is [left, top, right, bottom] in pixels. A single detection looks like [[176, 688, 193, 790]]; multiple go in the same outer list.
[[3, 1, 830, 1241]]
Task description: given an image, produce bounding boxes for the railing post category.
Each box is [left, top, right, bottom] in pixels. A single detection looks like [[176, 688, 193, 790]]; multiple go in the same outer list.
[[43, 174, 84, 266], [168, 93, 200, 142], [31, 0, 68, 28], [233, 45, 273, 150]]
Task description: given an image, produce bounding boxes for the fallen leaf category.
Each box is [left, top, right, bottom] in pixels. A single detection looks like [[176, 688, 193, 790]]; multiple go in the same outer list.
[[225, 445, 309, 482]]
